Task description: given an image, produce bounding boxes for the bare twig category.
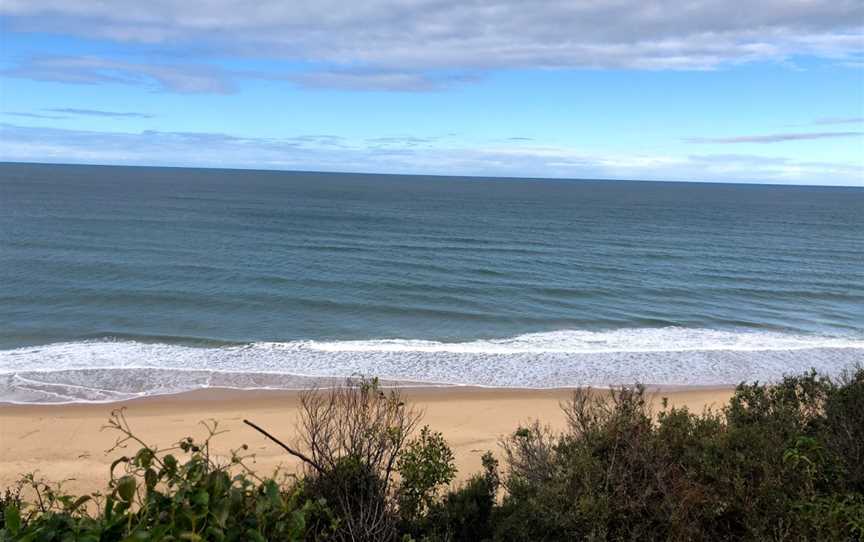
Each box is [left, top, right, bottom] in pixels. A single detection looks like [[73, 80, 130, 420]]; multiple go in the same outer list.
[[243, 418, 325, 474]]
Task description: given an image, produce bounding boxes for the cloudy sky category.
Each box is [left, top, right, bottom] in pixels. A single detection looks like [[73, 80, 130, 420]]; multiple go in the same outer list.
[[1, 1, 862, 185]]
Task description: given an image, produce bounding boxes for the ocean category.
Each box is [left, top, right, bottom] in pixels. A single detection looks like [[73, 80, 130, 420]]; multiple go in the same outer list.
[[1, 162, 862, 403]]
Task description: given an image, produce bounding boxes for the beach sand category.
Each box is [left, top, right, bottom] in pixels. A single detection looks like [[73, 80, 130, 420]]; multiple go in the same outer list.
[[0, 386, 734, 495]]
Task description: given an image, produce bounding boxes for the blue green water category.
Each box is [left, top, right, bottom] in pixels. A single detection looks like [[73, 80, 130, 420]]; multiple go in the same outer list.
[[1, 163, 862, 402]]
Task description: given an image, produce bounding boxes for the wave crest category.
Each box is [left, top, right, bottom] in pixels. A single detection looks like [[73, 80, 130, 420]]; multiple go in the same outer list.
[[2, 328, 862, 403], [286, 328, 864, 354]]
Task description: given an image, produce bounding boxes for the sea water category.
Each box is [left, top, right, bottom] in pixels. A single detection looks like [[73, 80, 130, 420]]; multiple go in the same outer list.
[[1, 163, 862, 402]]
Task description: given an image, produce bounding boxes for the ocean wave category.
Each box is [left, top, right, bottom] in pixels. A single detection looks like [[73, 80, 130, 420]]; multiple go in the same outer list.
[[1, 327, 862, 403], [287, 328, 864, 354]]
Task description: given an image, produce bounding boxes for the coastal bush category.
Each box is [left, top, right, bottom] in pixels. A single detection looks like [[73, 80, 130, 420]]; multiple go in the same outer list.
[[2, 369, 863, 541], [286, 377, 427, 540], [396, 426, 458, 524], [418, 451, 500, 542], [0, 378, 437, 542], [0, 410, 331, 542], [492, 367, 864, 541]]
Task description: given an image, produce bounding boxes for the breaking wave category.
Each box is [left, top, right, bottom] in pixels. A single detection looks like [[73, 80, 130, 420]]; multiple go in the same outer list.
[[2, 328, 862, 403]]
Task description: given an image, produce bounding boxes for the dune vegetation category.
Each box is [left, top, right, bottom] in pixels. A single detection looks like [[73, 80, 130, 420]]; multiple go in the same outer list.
[[2, 368, 863, 541]]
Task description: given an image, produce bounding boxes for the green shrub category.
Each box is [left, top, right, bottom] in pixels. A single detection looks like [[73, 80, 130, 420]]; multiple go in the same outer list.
[[397, 426, 457, 524], [421, 451, 499, 542], [0, 488, 22, 533], [823, 367, 864, 493], [492, 367, 864, 541], [0, 410, 330, 542]]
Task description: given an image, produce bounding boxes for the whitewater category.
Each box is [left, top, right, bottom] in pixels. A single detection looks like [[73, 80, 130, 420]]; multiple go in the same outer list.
[[1, 328, 862, 403]]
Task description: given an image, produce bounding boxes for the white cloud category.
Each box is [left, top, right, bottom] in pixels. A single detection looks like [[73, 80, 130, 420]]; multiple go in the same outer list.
[[2, 56, 233, 93], [811, 116, 864, 125], [1, 123, 861, 186], [1, 1, 862, 91], [42, 108, 153, 118], [686, 132, 863, 144]]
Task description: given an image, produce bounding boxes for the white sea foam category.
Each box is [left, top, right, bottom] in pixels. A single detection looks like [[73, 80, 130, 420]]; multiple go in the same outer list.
[[290, 328, 864, 354], [1, 328, 862, 403]]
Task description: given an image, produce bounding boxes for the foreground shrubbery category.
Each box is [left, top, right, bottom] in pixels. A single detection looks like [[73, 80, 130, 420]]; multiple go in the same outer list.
[[2, 369, 863, 541], [496, 370, 864, 541]]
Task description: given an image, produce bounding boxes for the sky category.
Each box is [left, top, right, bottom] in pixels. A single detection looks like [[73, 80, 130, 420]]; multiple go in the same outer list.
[[0, 1, 863, 186]]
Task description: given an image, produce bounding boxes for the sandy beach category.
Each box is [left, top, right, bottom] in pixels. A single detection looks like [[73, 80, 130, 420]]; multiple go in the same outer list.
[[0, 386, 734, 496]]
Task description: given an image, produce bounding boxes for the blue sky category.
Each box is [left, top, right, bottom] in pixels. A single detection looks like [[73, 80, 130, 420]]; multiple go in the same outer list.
[[1, 1, 862, 185]]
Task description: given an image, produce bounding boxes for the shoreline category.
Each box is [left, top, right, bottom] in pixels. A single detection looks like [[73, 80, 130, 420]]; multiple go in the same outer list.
[[0, 381, 738, 407], [4, 332, 860, 404], [0, 385, 735, 495]]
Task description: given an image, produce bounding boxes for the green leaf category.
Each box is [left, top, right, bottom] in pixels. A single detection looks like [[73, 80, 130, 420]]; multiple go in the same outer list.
[[145, 468, 159, 490], [4, 505, 21, 535], [192, 489, 210, 508], [289, 508, 307, 537], [213, 500, 230, 528], [135, 448, 155, 469], [265, 480, 281, 507], [105, 495, 116, 520], [163, 454, 179, 478], [117, 475, 137, 502], [120, 531, 152, 542]]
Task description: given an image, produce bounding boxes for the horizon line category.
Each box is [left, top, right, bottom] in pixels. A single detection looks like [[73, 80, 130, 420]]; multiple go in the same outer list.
[[1, 160, 861, 189]]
